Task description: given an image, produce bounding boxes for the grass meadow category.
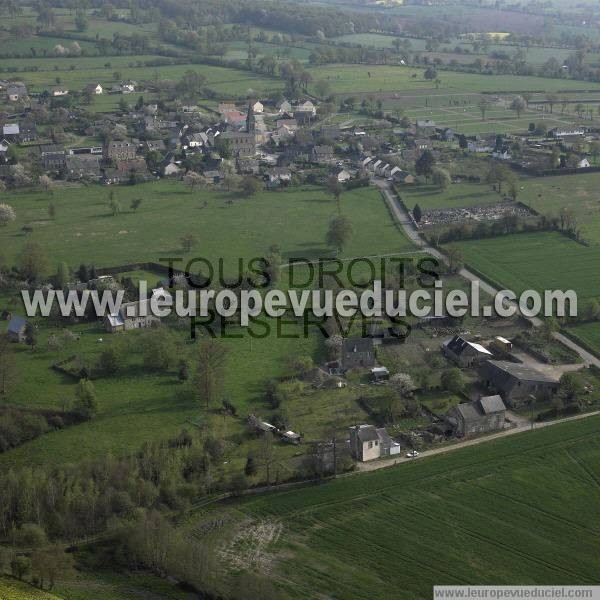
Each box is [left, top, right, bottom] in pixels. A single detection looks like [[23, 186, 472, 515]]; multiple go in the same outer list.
[[518, 172, 600, 245], [235, 415, 600, 599], [0, 182, 413, 271], [308, 64, 600, 97], [452, 231, 600, 301], [398, 182, 502, 211]]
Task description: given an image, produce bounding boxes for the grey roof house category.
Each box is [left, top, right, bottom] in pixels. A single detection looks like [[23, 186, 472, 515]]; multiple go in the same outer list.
[[349, 424, 400, 462], [442, 335, 493, 367], [446, 395, 506, 438], [341, 338, 376, 371]]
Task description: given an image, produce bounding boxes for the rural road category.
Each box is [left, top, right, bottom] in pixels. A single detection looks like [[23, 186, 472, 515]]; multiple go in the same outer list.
[[356, 409, 600, 472], [374, 179, 600, 369]]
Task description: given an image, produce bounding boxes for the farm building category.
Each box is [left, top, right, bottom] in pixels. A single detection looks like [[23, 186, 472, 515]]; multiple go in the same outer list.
[[442, 335, 493, 367], [349, 424, 400, 462], [480, 360, 559, 408], [7, 316, 27, 343], [341, 338, 376, 370], [104, 300, 161, 332], [445, 395, 506, 438]]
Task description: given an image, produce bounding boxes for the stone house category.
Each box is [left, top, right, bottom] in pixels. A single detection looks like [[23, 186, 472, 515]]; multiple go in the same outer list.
[[341, 338, 375, 370], [445, 395, 506, 438], [105, 140, 137, 161]]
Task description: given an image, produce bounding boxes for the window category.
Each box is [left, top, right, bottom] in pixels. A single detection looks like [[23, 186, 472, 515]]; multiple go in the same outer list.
[[368, 442, 373, 449]]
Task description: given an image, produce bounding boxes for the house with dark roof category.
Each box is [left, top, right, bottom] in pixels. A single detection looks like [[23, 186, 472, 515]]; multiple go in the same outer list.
[[349, 424, 400, 461], [442, 335, 493, 367], [7, 316, 27, 342], [311, 145, 335, 163], [341, 338, 375, 370], [446, 395, 506, 438], [65, 154, 101, 181], [480, 360, 559, 408]]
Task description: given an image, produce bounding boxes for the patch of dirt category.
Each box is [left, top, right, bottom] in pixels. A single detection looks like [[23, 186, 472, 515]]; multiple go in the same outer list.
[[219, 519, 283, 575], [118, 230, 128, 234]]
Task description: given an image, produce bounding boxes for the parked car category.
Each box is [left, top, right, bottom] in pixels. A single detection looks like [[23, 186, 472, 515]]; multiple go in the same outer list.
[[406, 450, 419, 458]]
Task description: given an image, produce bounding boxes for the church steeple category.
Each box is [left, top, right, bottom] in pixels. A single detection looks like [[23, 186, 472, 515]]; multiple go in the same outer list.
[[246, 101, 256, 133]]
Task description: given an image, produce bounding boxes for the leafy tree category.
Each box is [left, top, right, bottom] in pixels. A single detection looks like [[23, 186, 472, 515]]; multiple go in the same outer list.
[[432, 167, 451, 190], [181, 232, 199, 253], [325, 215, 352, 254], [424, 67, 438, 80], [326, 175, 343, 211], [415, 150, 435, 182], [24, 323, 37, 350], [108, 193, 121, 216], [184, 171, 203, 192], [441, 368, 464, 394], [193, 339, 229, 409], [99, 346, 120, 375], [510, 95, 527, 118], [0, 203, 16, 226], [244, 455, 257, 477], [559, 372, 584, 405], [75, 13, 88, 31], [11, 555, 31, 580], [478, 97, 491, 120], [130, 198, 142, 212], [142, 328, 176, 372], [55, 262, 69, 289], [73, 379, 98, 419], [239, 175, 261, 197], [413, 203, 422, 223]]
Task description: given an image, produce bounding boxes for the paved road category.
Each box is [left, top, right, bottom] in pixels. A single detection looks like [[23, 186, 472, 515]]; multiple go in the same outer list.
[[357, 409, 600, 472], [374, 179, 600, 369]]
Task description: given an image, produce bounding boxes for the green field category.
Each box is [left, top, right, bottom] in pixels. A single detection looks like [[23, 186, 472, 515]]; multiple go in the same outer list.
[[234, 416, 600, 599], [0, 182, 413, 270], [518, 172, 600, 245], [398, 182, 502, 211], [308, 64, 600, 96], [1, 60, 281, 96], [452, 231, 600, 301]]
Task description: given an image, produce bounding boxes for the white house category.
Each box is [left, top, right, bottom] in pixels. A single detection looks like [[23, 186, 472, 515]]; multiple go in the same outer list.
[[578, 158, 590, 168], [51, 87, 69, 97], [335, 169, 351, 182], [349, 424, 401, 461], [252, 100, 264, 113], [85, 83, 103, 95], [296, 100, 316, 115]]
